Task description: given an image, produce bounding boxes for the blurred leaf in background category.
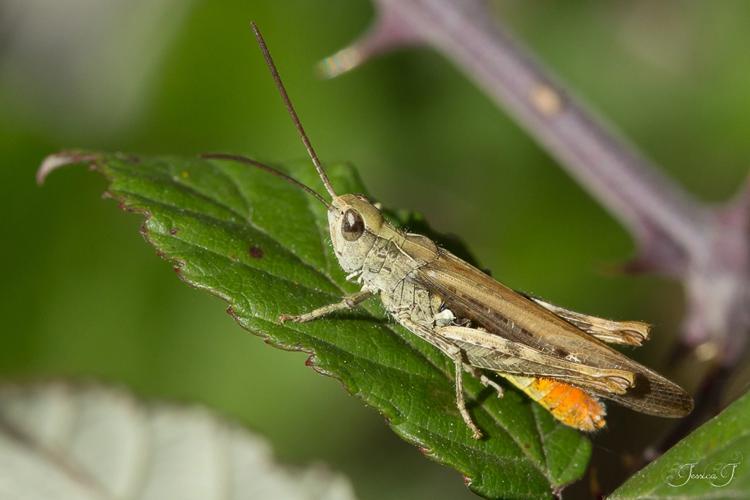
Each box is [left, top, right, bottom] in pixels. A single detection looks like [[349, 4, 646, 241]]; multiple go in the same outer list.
[[0, 381, 357, 500], [3, 0, 750, 498]]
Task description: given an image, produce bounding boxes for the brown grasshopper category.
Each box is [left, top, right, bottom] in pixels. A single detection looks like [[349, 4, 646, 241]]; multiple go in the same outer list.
[[205, 23, 693, 439]]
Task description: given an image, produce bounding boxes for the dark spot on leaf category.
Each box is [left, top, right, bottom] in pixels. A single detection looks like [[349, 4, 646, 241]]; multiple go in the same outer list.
[[249, 245, 264, 259], [169, 227, 179, 235]]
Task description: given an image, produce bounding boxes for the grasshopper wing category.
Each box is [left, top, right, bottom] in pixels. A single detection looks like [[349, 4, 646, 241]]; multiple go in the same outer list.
[[414, 249, 693, 418]]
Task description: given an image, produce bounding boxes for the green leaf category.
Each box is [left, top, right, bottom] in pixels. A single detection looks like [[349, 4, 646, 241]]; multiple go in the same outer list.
[[611, 390, 750, 499], [39, 151, 591, 499]]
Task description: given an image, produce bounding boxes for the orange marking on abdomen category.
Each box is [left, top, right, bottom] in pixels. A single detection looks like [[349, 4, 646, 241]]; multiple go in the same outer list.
[[503, 375, 606, 432]]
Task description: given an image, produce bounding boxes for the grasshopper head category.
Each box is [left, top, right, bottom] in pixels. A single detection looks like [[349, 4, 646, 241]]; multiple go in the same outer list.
[[328, 194, 385, 273]]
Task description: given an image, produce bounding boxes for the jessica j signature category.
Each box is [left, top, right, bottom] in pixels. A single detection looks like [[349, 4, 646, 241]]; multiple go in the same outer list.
[[665, 453, 742, 488]]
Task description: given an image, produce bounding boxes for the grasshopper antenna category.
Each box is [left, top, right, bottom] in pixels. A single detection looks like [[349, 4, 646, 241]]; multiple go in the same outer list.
[[251, 22, 337, 199], [201, 153, 330, 208]]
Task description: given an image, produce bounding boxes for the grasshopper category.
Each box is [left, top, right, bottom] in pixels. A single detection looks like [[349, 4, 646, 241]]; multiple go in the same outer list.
[[205, 23, 693, 439]]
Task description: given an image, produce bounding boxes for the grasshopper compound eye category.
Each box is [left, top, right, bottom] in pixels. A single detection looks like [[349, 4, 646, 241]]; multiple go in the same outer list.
[[341, 209, 365, 241]]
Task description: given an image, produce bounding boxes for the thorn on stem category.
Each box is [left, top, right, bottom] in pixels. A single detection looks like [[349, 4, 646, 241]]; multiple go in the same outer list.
[[318, 6, 422, 78]]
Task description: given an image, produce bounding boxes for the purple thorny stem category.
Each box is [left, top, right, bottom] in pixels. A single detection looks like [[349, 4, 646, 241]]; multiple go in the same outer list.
[[320, 0, 750, 438]]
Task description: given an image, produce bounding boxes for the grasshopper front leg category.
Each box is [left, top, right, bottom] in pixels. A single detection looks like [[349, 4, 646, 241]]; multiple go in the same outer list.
[[279, 290, 373, 323]]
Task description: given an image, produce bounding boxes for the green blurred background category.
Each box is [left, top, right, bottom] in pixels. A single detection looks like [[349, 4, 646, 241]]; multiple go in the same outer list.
[[3, 1, 750, 498]]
